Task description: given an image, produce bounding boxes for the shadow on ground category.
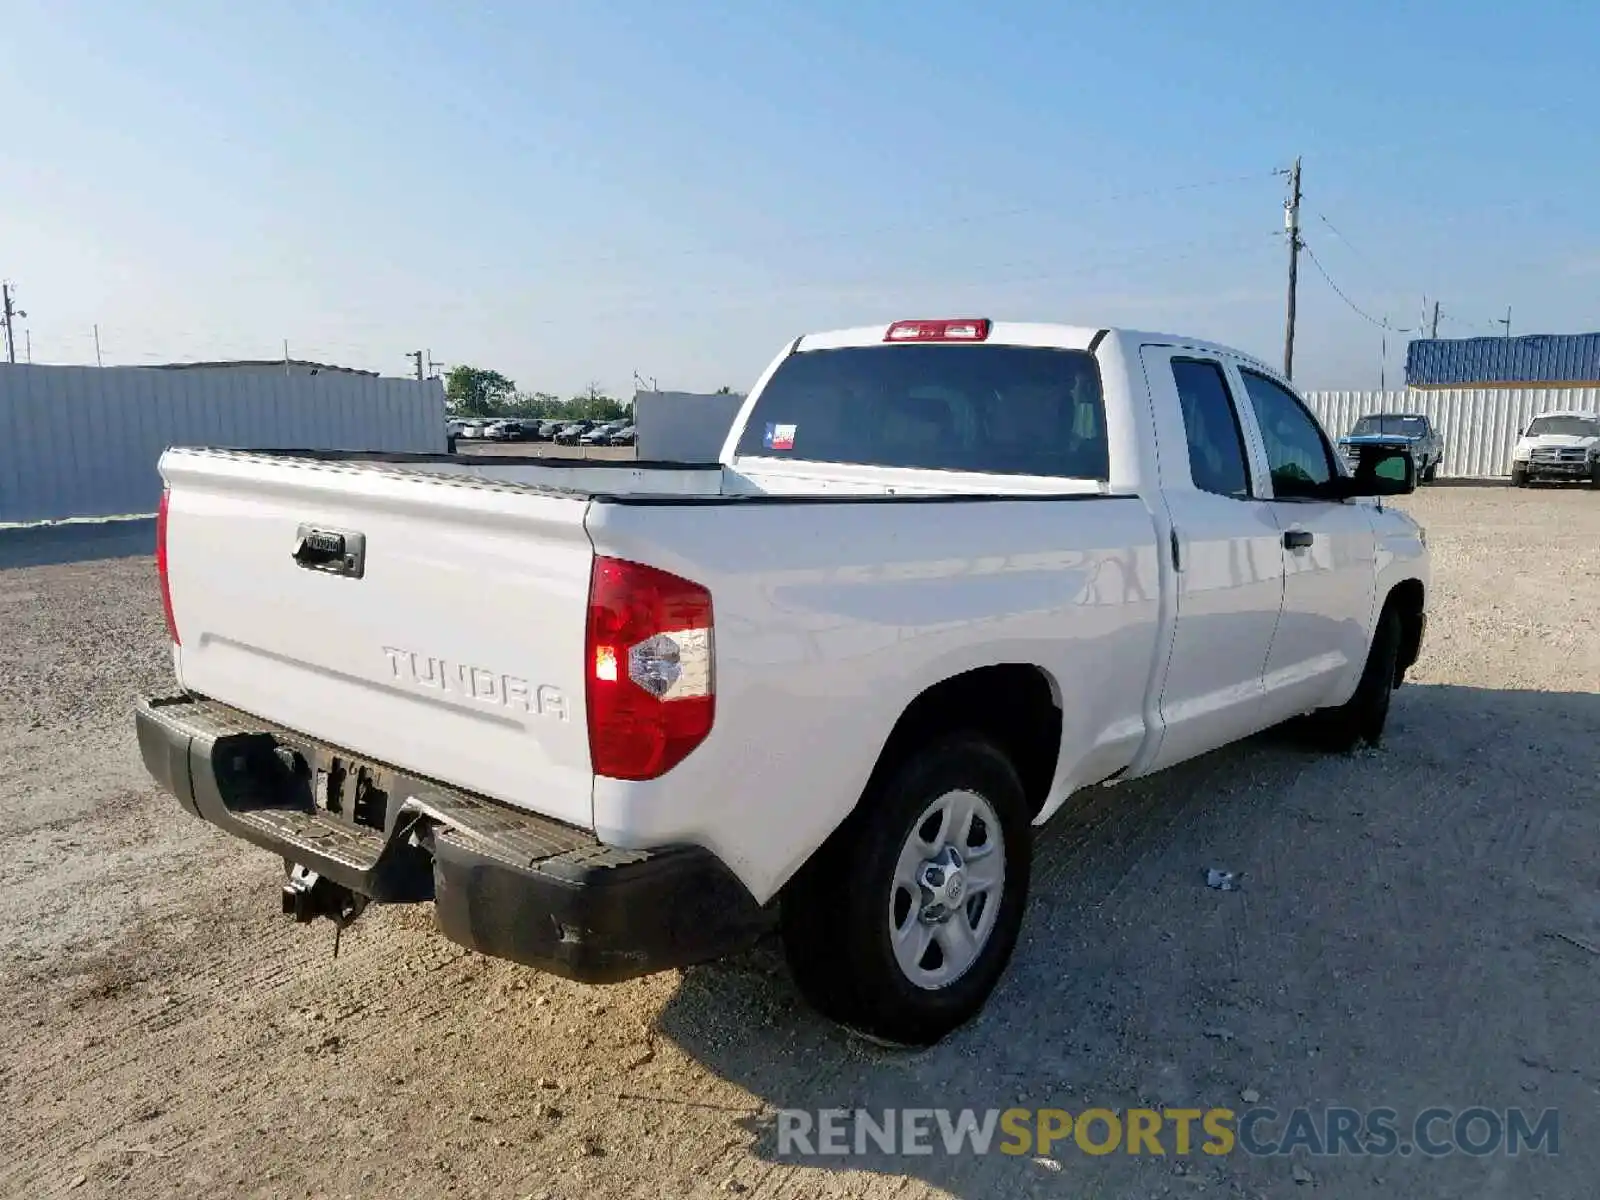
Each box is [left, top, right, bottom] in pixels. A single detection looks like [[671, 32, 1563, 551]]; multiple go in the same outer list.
[[654, 683, 1600, 1198], [0, 518, 155, 569]]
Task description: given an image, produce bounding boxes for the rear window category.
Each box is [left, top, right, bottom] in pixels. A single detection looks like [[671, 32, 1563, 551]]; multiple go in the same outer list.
[[734, 344, 1109, 479]]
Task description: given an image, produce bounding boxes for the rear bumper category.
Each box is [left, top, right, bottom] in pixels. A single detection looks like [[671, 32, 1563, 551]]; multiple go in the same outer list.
[[135, 693, 771, 983]]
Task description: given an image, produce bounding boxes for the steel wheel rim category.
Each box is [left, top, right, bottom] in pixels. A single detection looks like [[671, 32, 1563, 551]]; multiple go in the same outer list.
[[889, 788, 1006, 990]]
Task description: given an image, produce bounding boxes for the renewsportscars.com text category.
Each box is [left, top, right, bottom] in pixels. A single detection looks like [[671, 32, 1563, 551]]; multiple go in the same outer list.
[[776, 1106, 1559, 1159]]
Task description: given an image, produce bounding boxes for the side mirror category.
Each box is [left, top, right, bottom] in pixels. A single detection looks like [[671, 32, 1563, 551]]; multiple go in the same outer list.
[[1333, 444, 1416, 498]]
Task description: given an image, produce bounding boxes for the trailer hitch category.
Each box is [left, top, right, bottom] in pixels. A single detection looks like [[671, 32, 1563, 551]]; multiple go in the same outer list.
[[282, 863, 368, 957]]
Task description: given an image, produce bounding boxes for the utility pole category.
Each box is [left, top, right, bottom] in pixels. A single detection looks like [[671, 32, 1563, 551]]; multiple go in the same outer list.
[[2, 282, 24, 365], [1498, 307, 1511, 338], [94, 324, 103, 367], [406, 350, 423, 381], [25, 329, 31, 363], [1430, 299, 1440, 340], [1281, 156, 1302, 380]]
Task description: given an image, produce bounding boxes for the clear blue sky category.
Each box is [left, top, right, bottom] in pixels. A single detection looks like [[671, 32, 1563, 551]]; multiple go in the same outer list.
[[2, 0, 1596, 393]]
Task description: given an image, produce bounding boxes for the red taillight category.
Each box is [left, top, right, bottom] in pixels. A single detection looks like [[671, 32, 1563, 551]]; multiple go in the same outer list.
[[884, 318, 991, 343], [585, 556, 714, 781], [156, 486, 180, 645]]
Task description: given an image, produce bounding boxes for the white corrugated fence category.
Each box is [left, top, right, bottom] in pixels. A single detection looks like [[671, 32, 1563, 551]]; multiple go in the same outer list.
[[1303, 387, 1600, 479], [0, 364, 446, 524]]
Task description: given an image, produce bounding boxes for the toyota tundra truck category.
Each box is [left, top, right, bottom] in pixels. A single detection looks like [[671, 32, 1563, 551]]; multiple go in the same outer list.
[[136, 320, 1429, 1045]]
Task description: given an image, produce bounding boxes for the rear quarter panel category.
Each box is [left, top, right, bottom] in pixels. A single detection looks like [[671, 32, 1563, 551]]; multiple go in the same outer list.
[[585, 495, 1162, 903]]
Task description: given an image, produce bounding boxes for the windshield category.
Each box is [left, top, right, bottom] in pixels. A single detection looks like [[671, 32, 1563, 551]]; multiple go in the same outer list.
[[1350, 414, 1428, 437], [1526, 416, 1600, 438], [734, 344, 1109, 479]]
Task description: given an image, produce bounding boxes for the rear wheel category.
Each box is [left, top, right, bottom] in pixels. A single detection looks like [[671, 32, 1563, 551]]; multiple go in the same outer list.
[[1305, 603, 1402, 752], [780, 735, 1032, 1046]]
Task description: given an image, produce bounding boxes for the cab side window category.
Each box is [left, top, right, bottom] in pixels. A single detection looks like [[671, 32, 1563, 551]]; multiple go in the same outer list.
[[1238, 369, 1335, 499], [1171, 358, 1251, 498]]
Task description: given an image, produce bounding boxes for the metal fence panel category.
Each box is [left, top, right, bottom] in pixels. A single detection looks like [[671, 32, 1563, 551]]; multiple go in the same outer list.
[[0, 365, 446, 523], [633, 390, 747, 461], [1303, 387, 1600, 478]]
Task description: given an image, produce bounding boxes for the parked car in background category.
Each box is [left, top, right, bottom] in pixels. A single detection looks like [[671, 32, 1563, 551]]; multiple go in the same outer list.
[[610, 425, 637, 447], [553, 420, 595, 446], [580, 420, 631, 446], [458, 420, 488, 439], [492, 420, 539, 442], [1338, 413, 1445, 483], [139, 317, 1428, 1046], [1510, 411, 1600, 487], [536, 420, 565, 441]]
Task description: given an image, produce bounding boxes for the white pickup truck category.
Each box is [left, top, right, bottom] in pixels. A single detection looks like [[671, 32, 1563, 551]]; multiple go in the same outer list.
[[1509, 410, 1600, 487], [137, 319, 1429, 1045]]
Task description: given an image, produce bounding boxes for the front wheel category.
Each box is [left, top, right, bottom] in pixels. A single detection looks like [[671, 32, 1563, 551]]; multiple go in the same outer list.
[[1305, 604, 1402, 752], [780, 735, 1032, 1046], [1510, 465, 1528, 488], [1422, 459, 1439, 483]]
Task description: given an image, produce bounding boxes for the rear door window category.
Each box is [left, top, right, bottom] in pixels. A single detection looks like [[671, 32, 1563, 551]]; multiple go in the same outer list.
[[734, 344, 1109, 480], [1170, 358, 1252, 498]]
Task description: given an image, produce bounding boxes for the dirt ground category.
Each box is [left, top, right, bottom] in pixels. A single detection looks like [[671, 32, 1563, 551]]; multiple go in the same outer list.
[[2, 485, 1597, 1199]]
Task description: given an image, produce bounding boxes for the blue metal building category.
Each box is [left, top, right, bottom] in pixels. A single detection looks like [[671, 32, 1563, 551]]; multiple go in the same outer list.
[[1406, 333, 1600, 388]]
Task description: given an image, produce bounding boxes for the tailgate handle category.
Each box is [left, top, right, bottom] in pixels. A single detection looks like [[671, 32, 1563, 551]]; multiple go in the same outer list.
[[293, 525, 366, 579]]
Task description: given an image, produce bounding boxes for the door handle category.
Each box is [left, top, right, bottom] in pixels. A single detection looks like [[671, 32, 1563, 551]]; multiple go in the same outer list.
[[293, 525, 366, 578], [1283, 529, 1314, 550]]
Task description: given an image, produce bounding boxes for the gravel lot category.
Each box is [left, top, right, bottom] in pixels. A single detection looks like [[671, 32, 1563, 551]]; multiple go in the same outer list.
[[2, 485, 1597, 1199]]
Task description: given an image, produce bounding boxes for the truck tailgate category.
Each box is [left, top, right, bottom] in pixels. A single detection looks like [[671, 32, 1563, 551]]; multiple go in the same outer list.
[[160, 449, 597, 829]]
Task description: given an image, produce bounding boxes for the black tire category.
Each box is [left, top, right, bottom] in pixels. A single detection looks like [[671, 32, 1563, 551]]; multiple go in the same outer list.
[[1510, 465, 1527, 488], [1306, 603, 1402, 752], [780, 734, 1032, 1047], [1422, 459, 1439, 483]]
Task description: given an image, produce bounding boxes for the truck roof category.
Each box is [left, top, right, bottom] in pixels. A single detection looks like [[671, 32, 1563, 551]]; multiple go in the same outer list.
[[792, 321, 1281, 381]]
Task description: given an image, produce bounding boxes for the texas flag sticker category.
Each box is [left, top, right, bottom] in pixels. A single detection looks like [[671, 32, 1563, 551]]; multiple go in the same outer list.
[[764, 422, 797, 451]]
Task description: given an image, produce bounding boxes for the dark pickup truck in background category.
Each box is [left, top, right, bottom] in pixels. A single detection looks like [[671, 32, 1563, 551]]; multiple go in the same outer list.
[[1339, 413, 1445, 483]]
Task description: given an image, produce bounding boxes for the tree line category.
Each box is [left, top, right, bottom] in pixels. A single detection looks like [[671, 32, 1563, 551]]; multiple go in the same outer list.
[[444, 367, 630, 423]]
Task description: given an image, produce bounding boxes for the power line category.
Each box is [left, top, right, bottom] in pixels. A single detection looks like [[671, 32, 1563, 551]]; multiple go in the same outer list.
[[1439, 311, 1497, 334], [1302, 240, 1413, 333]]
